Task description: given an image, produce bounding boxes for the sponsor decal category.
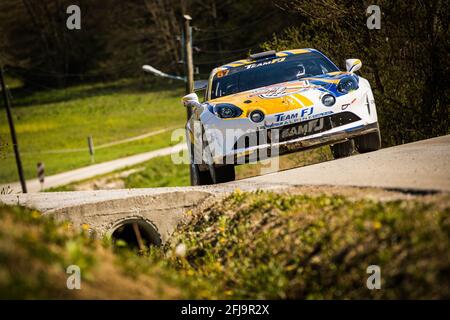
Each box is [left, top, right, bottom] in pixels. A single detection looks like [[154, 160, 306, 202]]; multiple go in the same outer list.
[[264, 108, 310, 128], [264, 107, 333, 129], [250, 81, 320, 99], [341, 97, 357, 110], [245, 57, 285, 69], [216, 69, 229, 78], [258, 86, 290, 99], [306, 110, 334, 120], [281, 118, 325, 140], [275, 112, 298, 122], [275, 107, 314, 121]]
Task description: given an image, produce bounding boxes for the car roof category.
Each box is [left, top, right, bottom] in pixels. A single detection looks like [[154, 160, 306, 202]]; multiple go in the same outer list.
[[217, 48, 317, 71]]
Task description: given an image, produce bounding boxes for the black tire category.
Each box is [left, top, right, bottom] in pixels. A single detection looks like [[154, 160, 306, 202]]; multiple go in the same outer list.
[[330, 140, 354, 159], [189, 141, 213, 186], [213, 164, 235, 184], [355, 130, 381, 153], [190, 163, 213, 186]]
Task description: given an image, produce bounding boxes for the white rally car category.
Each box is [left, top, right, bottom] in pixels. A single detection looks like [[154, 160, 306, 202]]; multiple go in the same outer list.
[[182, 49, 381, 185]]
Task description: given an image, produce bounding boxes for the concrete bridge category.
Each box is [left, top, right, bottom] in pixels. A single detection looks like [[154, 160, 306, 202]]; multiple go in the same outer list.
[[0, 187, 214, 245], [0, 183, 283, 246]]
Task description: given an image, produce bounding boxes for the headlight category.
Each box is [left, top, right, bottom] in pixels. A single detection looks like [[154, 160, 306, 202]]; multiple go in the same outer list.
[[213, 103, 243, 119], [322, 94, 336, 107], [249, 110, 265, 123], [337, 77, 359, 94]]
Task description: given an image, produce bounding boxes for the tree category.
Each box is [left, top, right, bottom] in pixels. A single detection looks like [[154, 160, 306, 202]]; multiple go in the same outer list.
[[262, 0, 449, 145]]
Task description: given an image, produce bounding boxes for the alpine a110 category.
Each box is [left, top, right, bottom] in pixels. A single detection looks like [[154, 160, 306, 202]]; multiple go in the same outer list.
[[182, 48, 381, 185]]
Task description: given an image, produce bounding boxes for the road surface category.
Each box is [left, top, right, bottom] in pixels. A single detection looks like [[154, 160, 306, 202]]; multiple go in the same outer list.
[[243, 134, 450, 192]]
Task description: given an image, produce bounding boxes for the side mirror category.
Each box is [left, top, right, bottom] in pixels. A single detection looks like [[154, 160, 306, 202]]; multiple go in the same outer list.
[[194, 80, 208, 92], [345, 59, 362, 73], [181, 93, 201, 108]]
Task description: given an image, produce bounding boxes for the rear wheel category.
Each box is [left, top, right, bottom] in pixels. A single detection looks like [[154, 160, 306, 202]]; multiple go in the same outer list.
[[355, 130, 381, 153], [330, 140, 354, 159], [212, 164, 235, 184]]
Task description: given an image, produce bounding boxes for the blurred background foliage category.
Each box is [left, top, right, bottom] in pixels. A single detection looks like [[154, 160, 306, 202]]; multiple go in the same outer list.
[[0, 0, 295, 84], [0, 0, 448, 146]]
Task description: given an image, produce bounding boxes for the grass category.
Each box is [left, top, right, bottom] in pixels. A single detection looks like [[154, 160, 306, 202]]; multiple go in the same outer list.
[[0, 205, 180, 299], [124, 155, 190, 188], [47, 154, 191, 191], [2, 191, 449, 299], [0, 79, 185, 183], [165, 190, 450, 299]]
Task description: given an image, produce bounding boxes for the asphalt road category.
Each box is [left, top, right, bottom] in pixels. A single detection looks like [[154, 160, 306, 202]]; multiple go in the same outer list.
[[243, 134, 450, 192]]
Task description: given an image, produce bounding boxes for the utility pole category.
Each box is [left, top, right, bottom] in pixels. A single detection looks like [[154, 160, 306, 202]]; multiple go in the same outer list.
[[0, 66, 27, 193], [183, 14, 194, 120], [211, 0, 224, 65], [181, 9, 197, 186]]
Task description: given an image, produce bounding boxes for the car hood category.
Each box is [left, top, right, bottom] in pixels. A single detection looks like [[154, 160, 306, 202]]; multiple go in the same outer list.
[[208, 72, 356, 117]]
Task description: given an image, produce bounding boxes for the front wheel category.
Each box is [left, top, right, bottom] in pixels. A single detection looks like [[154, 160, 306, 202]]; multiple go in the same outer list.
[[189, 138, 214, 185], [330, 140, 354, 159], [354, 130, 381, 153], [212, 164, 235, 184], [190, 164, 213, 186]]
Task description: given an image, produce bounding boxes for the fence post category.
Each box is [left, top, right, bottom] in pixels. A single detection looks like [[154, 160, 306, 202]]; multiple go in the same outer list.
[[88, 135, 95, 163], [37, 162, 45, 191]]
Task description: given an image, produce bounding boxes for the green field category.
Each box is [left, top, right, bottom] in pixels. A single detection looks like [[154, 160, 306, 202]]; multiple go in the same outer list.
[[0, 79, 186, 183], [0, 77, 334, 187]]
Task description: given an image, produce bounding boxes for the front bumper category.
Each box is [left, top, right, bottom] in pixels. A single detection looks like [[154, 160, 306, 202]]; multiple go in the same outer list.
[[215, 121, 379, 165]]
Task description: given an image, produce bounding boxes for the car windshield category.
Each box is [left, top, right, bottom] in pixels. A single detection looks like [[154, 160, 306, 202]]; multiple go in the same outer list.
[[210, 52, 338, 99]]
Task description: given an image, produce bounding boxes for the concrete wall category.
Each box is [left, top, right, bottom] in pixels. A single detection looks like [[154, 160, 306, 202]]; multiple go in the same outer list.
[[0, 188, 217, 243]]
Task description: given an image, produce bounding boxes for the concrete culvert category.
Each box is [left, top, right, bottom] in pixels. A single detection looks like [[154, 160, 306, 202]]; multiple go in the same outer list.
[[111, 219, 161, 250]]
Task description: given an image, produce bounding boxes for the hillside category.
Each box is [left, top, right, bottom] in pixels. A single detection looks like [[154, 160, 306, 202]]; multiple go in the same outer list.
[[1, 189, 449, 299]]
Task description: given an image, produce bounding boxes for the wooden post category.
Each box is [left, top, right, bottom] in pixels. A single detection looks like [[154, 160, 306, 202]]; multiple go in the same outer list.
[[87, 135, 95, 163]]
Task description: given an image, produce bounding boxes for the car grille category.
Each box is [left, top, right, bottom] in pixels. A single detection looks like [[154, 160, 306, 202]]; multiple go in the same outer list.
[[329, 112, 361, 127], [233, 112, 361, 150]]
